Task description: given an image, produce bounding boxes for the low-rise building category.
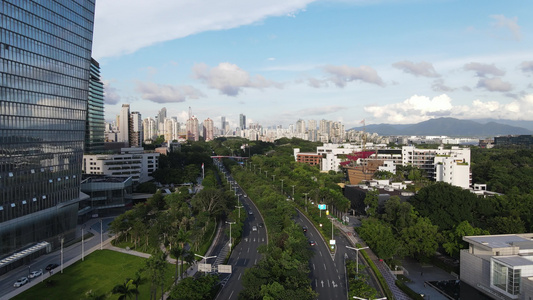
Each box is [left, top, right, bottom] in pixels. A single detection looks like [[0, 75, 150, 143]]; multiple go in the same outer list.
[[461, 234, 533, 300], [82, 147, 159, 184]]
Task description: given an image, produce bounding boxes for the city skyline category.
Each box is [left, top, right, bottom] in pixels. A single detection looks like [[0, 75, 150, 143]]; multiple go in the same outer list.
[[93, 1, 533, 129]]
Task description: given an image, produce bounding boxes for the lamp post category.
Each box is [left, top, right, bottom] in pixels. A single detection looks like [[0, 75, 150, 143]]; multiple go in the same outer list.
[[226, 221, 236, 249], [236, 205, 243, 220], [346, 246, 369, 274], [280, 179, 284, 194], [81, 224, 86, 261], [265, 170, 268, 178], [292, 185, 295, 198], [272, 175, 275, 182], [100, 219, 103, 250], [304, 193, 308, 212]]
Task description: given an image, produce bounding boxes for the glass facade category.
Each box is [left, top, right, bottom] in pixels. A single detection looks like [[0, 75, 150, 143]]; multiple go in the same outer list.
[[492, 260, 521, 296], [86, 58, 104, 153], [0, 0, 95, 257]]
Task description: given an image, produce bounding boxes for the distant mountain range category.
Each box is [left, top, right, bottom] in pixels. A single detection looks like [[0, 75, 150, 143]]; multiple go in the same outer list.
[[349, 118, 533, 137]]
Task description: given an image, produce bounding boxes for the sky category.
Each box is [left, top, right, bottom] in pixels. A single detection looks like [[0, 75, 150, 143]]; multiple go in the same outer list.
[[92, 0, 533, 129]]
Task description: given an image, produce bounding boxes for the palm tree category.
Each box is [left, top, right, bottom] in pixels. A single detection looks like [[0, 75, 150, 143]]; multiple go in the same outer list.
[[130, 272, 146, 300], [111, 279, 139, 300]]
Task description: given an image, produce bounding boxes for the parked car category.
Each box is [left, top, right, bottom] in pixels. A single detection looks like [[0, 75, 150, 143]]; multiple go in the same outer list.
[[45, 263, 59, 271], [29, 269, 42, 279], [13, 277, 28, 287], [309, 240, 316, 246], [252, 225, 258, 232]]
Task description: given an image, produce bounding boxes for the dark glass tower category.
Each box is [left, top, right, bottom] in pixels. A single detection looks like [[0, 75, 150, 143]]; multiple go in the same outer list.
[[0, 0, 96, 257], [86, 58, 105, 153]]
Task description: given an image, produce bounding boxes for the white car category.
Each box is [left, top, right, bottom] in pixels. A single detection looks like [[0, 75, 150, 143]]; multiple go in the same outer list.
[[29, 270, 42, 279], [14, 277, 28, 287], [252, 225, 258, 232]]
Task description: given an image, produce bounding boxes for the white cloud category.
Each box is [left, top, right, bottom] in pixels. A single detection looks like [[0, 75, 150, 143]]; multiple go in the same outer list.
[[135, 81, 205, 103], [297, 106, 347, 116], [192, 62, 282, 96], [103, 80, 121, 105], [321, 65, 385, 87], [392, 60, 440, 78], [364, 93, 533, 123], [464, 62, 505, 77], [520, 61, 533, 73], [93, 0, 317, 58], [431, 79, 455, 92], [490, 14, 521, 41], [477, 77, 512, 92]]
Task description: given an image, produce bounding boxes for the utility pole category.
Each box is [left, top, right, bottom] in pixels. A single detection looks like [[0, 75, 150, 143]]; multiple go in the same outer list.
[[226, 221, 236, 249], [280, 179, 284, 194]]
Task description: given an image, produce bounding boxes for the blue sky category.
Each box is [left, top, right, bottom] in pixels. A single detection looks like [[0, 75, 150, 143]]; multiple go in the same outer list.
[[92, 0, 533, 129]]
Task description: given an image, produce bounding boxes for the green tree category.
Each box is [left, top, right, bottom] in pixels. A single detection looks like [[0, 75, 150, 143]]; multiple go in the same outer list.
[[442, 221, 489, 258], [111, 279, 138, 300], [358, 218, 402, 260], [400, 216, 439, 259], [363, 189, 379, 217]]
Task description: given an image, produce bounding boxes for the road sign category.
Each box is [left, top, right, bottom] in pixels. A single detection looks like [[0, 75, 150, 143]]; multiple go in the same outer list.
[[218, 264, 232, 273], [318, 204, 326, 210], [198, 263, 211, 272], [330, 239, 336, 245]]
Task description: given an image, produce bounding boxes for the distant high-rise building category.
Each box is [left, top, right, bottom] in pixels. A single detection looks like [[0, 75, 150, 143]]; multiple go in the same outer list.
[[296, 119, 306, 134], [130, 112, 143, 147], [204, 118, 214, 141], [158, 107, 167, 136], [118, 104, 130, 145], [308, 120, 317, 131], [0, 0, 96, 258], [85, 58, 105, 153], [164, 117, 180, 142], [240, 114, 246, 130], [221, 116, 226, 134], [186, 116, 199, 141], [142, 117, 157, 141]]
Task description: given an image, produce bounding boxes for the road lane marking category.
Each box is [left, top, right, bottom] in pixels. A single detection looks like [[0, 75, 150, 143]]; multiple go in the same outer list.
[[324, 263, 327, 270]]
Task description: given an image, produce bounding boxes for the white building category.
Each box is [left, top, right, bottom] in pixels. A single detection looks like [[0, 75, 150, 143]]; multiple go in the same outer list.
[[461, 234, 533, 300], [83, 147, 159, 183]]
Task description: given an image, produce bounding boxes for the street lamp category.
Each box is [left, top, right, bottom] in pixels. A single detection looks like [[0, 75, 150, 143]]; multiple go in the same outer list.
[[280, 179, 284, 194], [346, 246, 369, 274], [236, 205, 244, 220], [272, 174, 276, 182], [60, 236, 64, 274], [265, 170, 268, 178], [81, 224, 86, 261], [226, 221, 236, 249], [100, 219, 103, 250], [304, 193, 308, 212], [292, 185, 295, 197]]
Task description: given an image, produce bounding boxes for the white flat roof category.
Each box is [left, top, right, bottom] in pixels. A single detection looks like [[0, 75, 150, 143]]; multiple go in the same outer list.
[[466, 234, 533, 249]]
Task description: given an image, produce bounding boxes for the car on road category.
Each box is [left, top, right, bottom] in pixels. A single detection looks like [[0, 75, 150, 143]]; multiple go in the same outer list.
[[45, 263, 59, 271], [309, 240, 316, 246], [302, 226, 308, 232], [13, 277, 28, 287], [29, 270, 42, 279], [258, 222, 264, 228], [248, 210, 253, 215], [252, 225, 258, 232]]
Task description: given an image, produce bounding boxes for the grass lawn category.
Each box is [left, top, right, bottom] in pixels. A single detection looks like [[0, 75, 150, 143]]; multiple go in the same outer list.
[[13, 249, 175, 300]]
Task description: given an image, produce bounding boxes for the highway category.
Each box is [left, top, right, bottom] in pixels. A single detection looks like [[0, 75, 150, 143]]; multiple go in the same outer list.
[[215, 162, 267, 300], [294, 210, 348, 300]]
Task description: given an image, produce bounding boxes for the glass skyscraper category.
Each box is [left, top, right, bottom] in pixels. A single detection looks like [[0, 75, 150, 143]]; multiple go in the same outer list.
[[86, 58, 105, 153], [0, 0, 96, 258]]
